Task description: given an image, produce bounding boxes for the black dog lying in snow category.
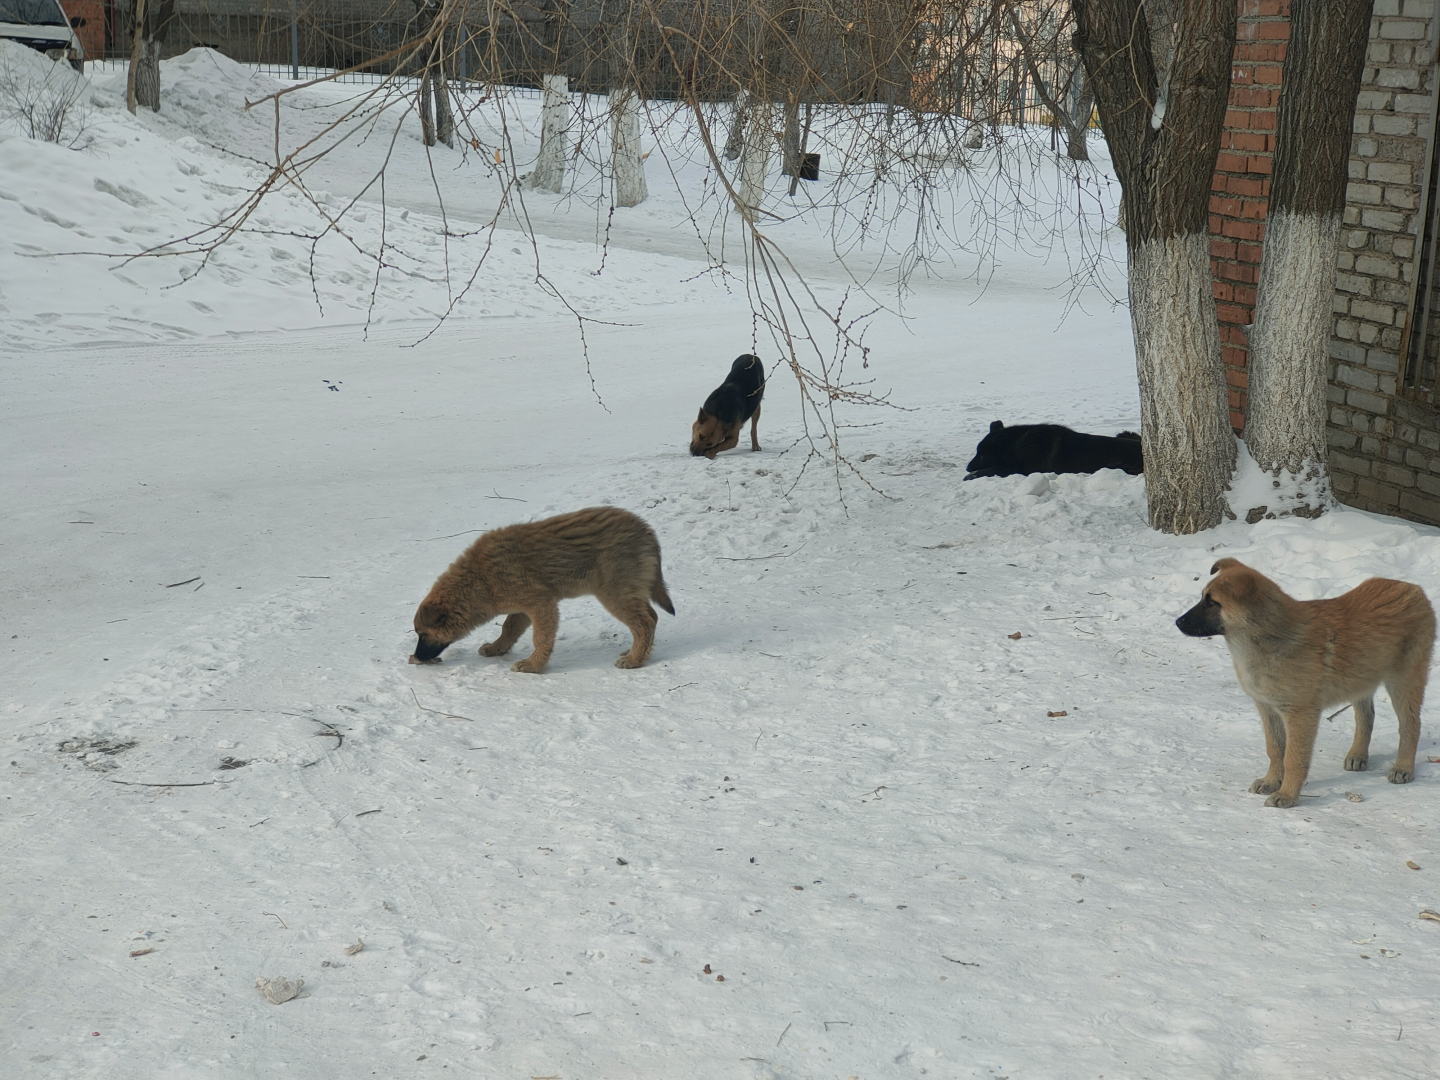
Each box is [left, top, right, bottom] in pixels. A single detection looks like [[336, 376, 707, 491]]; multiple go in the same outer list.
[[964, 421, 1143, 480]]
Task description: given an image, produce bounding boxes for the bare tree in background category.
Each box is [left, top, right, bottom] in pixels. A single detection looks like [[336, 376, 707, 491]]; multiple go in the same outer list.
[[1076, 0, 1236, 534], [530, 0, 571, 192], [126, 0, 175, 114], [126, 0, 1120, 499], [1242, 0, 1375, 520], [608, 6, 647, 207], [414, 0, 454, 147]]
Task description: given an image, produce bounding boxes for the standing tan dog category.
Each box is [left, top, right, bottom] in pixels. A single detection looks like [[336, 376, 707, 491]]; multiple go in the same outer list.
[[1176, 558, 1434, 807], [410, 507, 674, 673]]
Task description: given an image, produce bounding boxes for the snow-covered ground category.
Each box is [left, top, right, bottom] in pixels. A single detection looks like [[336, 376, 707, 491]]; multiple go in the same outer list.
[[4, 45, 1440, 1079]]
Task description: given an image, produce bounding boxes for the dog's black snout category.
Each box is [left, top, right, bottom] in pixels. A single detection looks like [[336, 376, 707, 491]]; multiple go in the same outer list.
[[413, 635, 447, 661], [1175, 602, 1224, 638]]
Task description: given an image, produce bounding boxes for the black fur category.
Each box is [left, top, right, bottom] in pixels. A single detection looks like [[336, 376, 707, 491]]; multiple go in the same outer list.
[[963, 421, 1144, 480], [1175, 596, 1225, 638], [413, 634, 447, 661], [697, 355, 764, 429]]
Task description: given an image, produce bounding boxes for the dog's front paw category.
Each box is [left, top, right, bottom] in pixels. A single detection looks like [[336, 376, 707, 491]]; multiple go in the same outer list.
[[479, 641, 510, 657], [1249, 776, 1282, 795], [1344, 754, 1369, 772], [1264, 792, 1298, 808], [614, 654, 644, 669], [511, 658, 545, 674], [1388, 766, 1415, 784]]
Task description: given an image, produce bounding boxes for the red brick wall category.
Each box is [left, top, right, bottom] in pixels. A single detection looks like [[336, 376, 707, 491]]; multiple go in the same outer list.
[[1210, 0, 1290, 432], [57, 0, 106, 61]]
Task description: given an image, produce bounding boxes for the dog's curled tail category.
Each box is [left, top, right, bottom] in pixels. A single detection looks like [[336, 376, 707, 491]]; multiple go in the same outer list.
[[652, 577, 676, 616]]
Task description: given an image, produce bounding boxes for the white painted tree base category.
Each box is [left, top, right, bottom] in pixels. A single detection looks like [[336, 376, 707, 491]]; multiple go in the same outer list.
[[610, 87, 647, 208], [739, 100, 772, 219], [1243, 208, 1339, 515], [529, 74, 569, 194], [1130, 232, 1236, 533]]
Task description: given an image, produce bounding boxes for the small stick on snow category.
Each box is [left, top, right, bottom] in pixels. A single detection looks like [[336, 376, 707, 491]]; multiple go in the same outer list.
[[345, 940, 365, 955], [355, 809, 382, 817], [484, 489, 526, 502], [129, 947, 155, 957], [263, 912, 288, 929], [312, 721, 344, 749], [942, 956, 980, 966], [111, 780, 217, 788], [164, 576, 201, 588], [776, 1022, 791, 1047], [716, 542, 808, 562], [410, 687, 474, 722]]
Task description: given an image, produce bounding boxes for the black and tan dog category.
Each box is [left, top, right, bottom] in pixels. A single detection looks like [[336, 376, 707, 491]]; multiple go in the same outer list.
[[1176, 558, 1435, 807], [691, 354, 765, 459], [410, 507, 674, 673]]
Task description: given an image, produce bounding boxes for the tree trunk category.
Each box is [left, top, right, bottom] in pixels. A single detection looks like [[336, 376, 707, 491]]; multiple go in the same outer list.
[[609, 23, 647, 208], [1076, 0, 1237, 534], [780, 94, 801, 177], [127, 0, 149, 115], [723, 88, 751, 161], [739, 99, 773, 218], [610, 87, 647, 207], [1067, 65, 1092, 161], [1243, 0, 1374, 517], [531, 74, 570, 192]]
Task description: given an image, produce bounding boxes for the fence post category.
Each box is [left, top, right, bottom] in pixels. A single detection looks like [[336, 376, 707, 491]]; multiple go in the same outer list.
[[290, 2, 299, 80], [459, 28, 468, 83]]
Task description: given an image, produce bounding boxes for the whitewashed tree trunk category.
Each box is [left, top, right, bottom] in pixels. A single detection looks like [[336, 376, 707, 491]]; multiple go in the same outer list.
[[1077, 0, 1237, 533], [1242, 1, 1374, 520], [1244, 210, 1340, 477], [610, 86, 647, 207], [530, 74, 570, 193], [1131, 235, 1237, 533], [739, 99, 772, 218]]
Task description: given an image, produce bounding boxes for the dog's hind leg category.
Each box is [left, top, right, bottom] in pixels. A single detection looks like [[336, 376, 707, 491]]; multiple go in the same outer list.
[[1249, 703, 1287, 796], [749, 404, 762, 451], [480, 612, 531, 657], [1386, 671, 1426, 784], [1343, 697, 1375, 772], [600, 594, 658, 669], [511, 602, 559, 674]]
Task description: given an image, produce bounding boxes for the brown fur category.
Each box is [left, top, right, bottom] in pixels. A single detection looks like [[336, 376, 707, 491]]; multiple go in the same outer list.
[[690, 409, 761, 459], [1178, 558, 1435, 807], [410, 507, 674, 674]]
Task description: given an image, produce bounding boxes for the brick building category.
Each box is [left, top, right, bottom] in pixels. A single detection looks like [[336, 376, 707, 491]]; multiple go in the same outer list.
[[1209, 0, 1440, 526]]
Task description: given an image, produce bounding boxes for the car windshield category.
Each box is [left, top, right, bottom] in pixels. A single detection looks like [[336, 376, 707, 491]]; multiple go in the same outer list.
[[0, 1, 66, 26]]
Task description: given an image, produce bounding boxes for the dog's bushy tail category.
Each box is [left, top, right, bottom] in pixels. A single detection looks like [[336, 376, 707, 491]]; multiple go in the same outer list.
[[652, 577, 676, 616]]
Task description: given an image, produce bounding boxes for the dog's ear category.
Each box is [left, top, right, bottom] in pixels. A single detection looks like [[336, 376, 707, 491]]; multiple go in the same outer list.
[[696, 408, 709, 424], [1210, 557, 1242, 575], [990, 420, 1004, 432]]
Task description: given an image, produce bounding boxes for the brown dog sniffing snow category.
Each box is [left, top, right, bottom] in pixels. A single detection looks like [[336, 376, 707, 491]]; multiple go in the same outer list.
[[410, 507, 674, 673], [1176, 558, 1434, 807]]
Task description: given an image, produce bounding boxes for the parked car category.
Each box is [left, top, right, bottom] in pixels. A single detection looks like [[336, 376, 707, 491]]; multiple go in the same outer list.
[[0, 0, 85, 72]]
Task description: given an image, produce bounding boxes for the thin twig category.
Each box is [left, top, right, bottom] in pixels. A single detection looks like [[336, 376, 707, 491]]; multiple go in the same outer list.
[[263, 912, 288, 929], [110, 780, 218, 788], [164, 576, 201, 588], [410, 687, 475, 722], [716, 542, 808, 562], [776, 1022, 791, 1047], [484, 489, 526, 502]]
